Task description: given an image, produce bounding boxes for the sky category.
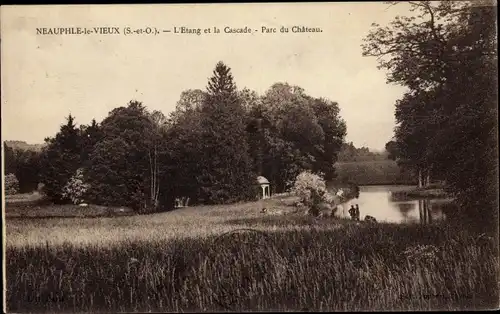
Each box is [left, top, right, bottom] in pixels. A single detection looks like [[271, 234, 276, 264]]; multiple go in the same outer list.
[[1, 3, 411, 151]]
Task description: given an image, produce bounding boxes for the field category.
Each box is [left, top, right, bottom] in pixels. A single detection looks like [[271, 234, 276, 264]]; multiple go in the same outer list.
[[335, 160, 416, 186], [5, 194, 499, 312]]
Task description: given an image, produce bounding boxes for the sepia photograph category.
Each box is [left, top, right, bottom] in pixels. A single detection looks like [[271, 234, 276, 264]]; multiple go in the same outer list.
[[1, 1, 498, 312]]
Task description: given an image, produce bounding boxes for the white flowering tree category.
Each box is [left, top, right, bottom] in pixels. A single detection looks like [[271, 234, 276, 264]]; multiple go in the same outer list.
[[5, 173, 19, 195], [291, 170, 335, 216], [62, 168, 90, 205]]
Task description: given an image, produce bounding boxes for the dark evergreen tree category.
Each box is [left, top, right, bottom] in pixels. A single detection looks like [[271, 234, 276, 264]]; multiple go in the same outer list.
[[4, 143, 16, 175], [197, 62, 257, 204], [80, 119, 104, 168], [39, 114, 82, 203]]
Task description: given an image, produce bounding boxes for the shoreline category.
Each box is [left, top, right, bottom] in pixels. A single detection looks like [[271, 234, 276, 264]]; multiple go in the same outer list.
[[391, 187, 450, 200]]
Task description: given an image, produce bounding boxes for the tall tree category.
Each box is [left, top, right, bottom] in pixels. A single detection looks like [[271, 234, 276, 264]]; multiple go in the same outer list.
[[384, 140, 399, 161], [148, 110, 168, 209], [258, 83, 346, 190], [85, 101, 167, 211], [80, 119, 104, 168], [15, 150, 42, 193], [164, 99, 205, 207], [197, 61, 256, 204], [311, 98, 346, 181], [4, 143, 16, 175], [362, 1, 497, 230], [40, 114, 82, 203]]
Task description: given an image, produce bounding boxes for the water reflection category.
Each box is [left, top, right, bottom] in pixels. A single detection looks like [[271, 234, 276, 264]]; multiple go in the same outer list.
[[336, 185, 452, 224]]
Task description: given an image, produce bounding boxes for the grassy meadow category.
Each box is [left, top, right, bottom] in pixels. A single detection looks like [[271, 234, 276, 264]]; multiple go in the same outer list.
[[335, 160, 416, 186], [5, 194, 499, 312]]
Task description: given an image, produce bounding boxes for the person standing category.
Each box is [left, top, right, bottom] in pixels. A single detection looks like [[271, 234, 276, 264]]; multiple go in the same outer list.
[[355, 204, 361, 221], [349, 205, 356, 220]]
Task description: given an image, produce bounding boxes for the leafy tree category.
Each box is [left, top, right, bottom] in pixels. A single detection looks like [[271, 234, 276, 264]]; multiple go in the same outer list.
[[40, 114, 82, 203], [168, 89, 206, 124], [385, 140, 399, 161], [310, 98, 346, 181], [164, 94, 206, 206], [15, 149, 42, 193], [363, 1, 497, 230], [85, 101, 167, 211], [257, 83, 346, 191], [259, 83, 316, 191], [4, 142, 42, 193]]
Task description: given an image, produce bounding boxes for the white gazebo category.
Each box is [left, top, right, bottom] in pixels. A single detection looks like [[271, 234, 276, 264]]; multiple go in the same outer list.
[[257, 176, 271, 199]]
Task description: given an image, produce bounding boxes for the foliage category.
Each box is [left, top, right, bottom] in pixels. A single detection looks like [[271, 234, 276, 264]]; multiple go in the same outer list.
[[164, 106, 205, 207], [39, 115, 82, 203], [61, 168, 90, 205], [20, 61, 347, 209], [335, 160, 416, 186], [168, 89, 206, 124], [291, 170, 335, 216], [338, 142, 388, 162], [384, 140, 399, 161], [5, 173, 19, 195], [3, 141, 44, 152], [362, 1, 498, 231], [247, 83, 347, 192], [80, 119, 104, 168], [14, 150, 42, 193], [85, 101, 168, 212], [4, 142, 43, 193], [4, 143, 16, 175]]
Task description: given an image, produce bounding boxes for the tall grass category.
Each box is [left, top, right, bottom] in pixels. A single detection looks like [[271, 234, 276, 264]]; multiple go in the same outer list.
[[6, 223, 498, 312]]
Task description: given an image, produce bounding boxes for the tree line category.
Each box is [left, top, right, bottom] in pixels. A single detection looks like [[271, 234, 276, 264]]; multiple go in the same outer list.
[[337, 142, 389, 162], [364, 1, 497, 230], [5, 62, 347, 212]]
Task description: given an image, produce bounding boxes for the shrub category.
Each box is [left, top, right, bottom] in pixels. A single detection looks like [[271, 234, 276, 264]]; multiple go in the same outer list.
[[5, 173, 19, 195], [37, 183, 45, 193], [61, 168, 90, 205], [290, 171, 335, 216]]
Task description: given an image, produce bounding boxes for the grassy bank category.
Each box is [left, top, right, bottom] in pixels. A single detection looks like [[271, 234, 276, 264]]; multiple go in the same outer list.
[[335, 160, 416, 186], [391, 183, 450, 200], [5, 196, 499, 312], [5, 198, 135, 219]]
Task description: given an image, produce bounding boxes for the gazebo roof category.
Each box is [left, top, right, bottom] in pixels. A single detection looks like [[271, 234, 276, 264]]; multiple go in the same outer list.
[[256, 176, 270, 185]]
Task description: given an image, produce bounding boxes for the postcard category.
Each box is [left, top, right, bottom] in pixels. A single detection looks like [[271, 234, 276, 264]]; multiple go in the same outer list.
[[1, 2, 498, 312]]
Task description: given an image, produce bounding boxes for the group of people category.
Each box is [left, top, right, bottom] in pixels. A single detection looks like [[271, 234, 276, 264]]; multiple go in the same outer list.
[[348, 204, 361, 221]]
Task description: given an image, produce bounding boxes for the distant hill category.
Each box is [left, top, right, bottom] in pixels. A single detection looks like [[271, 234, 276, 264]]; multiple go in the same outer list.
[[4, 141, 45, 152], [337, 142, 389, 162], [335, 160, 417, 186]]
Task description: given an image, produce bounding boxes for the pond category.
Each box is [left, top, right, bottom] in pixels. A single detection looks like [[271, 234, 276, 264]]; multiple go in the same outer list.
[[335, 185, 455, 224]]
